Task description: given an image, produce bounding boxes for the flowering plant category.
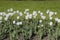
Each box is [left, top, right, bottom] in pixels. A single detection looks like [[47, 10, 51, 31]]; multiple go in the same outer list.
[[0, 8, 60, 40]]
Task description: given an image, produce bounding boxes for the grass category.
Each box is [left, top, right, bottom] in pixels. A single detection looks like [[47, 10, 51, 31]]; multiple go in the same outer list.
[[0, 1, 60, 17]]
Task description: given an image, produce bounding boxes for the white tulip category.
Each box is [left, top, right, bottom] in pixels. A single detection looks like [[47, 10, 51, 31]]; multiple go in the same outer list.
[[57, 19, 60, 23], [55, 18, 60, 23], [16, 22, 20, 25], [0, 12, 3, 15], [25, 16, 29, 19], [33, 11, 37, 16], [25, 9, 29, 12], [55, 12, 57, 15], [24, 11, 29, 15], [10, 8, 13, 12], [33, 16, 36, 18], [0, 12, 6, 16], [46, 10, 50, 14], [24, 11, 26, 14], [18, 12, 23, 16], [49, 22, 53, 26], [40, 12, 43, 16], [29, 14, 32, 19], [4, 14, 9, 21], [8, 13, 14, 16], [25, 14, 32, 19], [49, 17, 53, 20], [39, 20, 42, 23], [16, 22, 22, 25], [13, 11, 16, 14], [49, 11, 54, 17], [55, 18, 59, 22], [17, 16, 20, 19], [13, 21, 16, 24], [25, 14, 29, 19], [38, 11, 41, 13], [41, 15, 46, 20], [2, 12, 6, 16], [16, 10, 20, 13], [19, 22, 22, 25], [7, 8, 13, 12], [4, 17, 8, 21]]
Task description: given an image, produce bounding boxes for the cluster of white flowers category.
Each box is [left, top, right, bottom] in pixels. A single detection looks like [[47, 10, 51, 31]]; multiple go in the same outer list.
[[46, 10, 57, 20], [55, 18, 60, 23], [0, 8, 60, 25], [16, 22, 22, 25], [25, 14, 32, 19], [13, 20, 22, 25]]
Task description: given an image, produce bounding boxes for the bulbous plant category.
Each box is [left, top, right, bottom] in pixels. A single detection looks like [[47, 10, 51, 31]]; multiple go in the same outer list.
[[0, 8, 60, 40], [0, 19, 10, 40]]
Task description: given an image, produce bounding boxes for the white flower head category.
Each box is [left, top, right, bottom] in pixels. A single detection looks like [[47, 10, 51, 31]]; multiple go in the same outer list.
[[2, 12, 6, 16], [49, 11, 54, 17], [38, 11, 41, 13], [25, 15, 28, 20], [29, 14, 32, 19], [16, 22, 20, 25], [10, 8, 13, 12], [49, 17, 53, 20], [19, 22, 22, 25], [33, 15, 36, 18], [13, 11, 16, 14], [25, 16, 28, 20], [16, 10, 20, 13], [8, 13, 14, 16], [33, 11, 37, 16], [55, 12, 57, 15], [17, 16, 20, 19], [49, 22, 53, 26], [13, 21, 16, 24], [41, 15, 46, 20], [16, 22, 22, 25], [46, 10, 50, 14], [25, 9, 29, 12], [0, 12, 3, 15], [4, 17, 8, 21], [40, 12, 43, 16], [7, 8, 13, 12], [39, 20, 42, 23], [55, 18, 60, 23], [4, 14, 9, 21], [55, 18, 59, 22], [57, 19, 60, 23], [19, 12, 23, 16]]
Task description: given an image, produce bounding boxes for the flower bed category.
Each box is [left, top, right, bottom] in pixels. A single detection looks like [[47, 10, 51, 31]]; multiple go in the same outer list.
[[0, 8, 60, 40]]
